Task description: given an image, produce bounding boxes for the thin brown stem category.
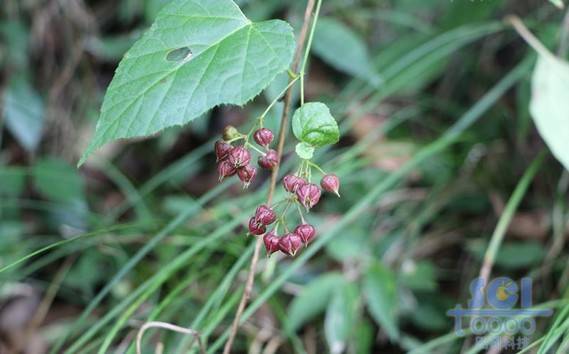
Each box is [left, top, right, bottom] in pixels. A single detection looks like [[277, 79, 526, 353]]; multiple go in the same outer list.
[[222, 1, 317, 353]]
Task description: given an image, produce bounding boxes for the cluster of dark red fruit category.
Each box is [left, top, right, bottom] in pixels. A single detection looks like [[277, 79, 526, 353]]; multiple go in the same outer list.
[[248, 202, 317, 257], [215, 127, 279, 188], [249, 172, 340, 256], [215, 126, 341, 257]]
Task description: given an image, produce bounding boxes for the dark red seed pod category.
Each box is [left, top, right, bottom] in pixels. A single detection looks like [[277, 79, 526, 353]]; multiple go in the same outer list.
[[279, 232, 303, 256], [258, 149, 279, 169], [248, 217, 266, 236], [253, 128, 274, 147], [294, 224, 316, 245], [296, 183, 322, 209], [217, 160, 236, 181], [215, 140, 232, 162], [238, 165, 257, 188], [320, 174, 340, 197], [228, 146, 251, 168], [255, 204, 277, 225], [283, 175, 307, 193], [263, 231, 280, 255]]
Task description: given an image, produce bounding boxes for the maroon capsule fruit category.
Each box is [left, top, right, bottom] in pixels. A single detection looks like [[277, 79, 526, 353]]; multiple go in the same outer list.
[[238, 165, 256, 188], [279, 232, 303, 256], [295, 224, 316, 245], [248, 217, 266, 236], [263, 231, 280, 255], [253, 128, 274, 147], [254, 204, 277, 225], [217, 160, 236, 181], [258, 149, 279, 169], [296, 183, 322, 210], [321, 174, 340, 197], [283, 175, 306, 193], [228, 146, 251, 168], [215, 140, 232, 162]]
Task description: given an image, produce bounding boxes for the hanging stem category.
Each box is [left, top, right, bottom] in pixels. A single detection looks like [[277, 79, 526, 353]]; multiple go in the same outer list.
[[306, 159, 327, 175], [245, 142, 266, 155], [259, 76, 300, 124], [222, 1, 319, 353]]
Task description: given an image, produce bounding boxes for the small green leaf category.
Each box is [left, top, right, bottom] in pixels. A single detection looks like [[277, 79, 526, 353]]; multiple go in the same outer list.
[[295, 142, 315, 159], [313, 17, 380, 86], [325, 281, 358, 354], [80, 0, 295, 165], [286, 273, 344, 333], [530, 53, 569, 171], [292, 102, 339, 147], [364, 263, 399, 340]]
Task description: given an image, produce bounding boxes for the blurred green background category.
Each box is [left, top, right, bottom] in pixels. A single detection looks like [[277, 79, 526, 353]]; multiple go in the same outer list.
[[1, 0, 569, 353]]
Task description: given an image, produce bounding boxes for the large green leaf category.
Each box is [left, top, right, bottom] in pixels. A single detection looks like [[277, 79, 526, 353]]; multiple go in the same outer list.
[[80, 0, 295, 164], [363, 263, 399, 340], [530, 53, 569, 171], [292, 102, 339, 147]]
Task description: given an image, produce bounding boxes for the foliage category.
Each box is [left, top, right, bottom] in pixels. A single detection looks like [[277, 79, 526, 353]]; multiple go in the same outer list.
[[1, 0, 569, 353]]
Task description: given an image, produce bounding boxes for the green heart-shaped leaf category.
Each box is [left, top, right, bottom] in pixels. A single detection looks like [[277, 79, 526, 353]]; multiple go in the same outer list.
[[80, 0, 295, 165], [292, 102, 339, 147]]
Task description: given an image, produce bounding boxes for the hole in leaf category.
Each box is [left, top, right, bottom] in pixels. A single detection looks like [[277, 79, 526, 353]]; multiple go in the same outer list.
[[166, 47, 193, 62]]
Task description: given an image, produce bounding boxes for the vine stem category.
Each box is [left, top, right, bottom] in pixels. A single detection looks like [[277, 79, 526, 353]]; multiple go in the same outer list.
[[222, 1, 318, 353]]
